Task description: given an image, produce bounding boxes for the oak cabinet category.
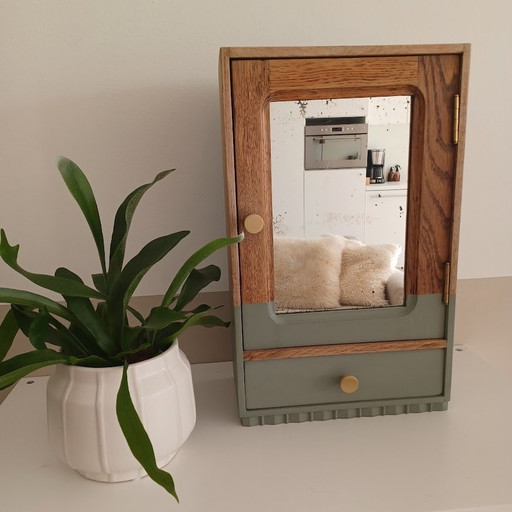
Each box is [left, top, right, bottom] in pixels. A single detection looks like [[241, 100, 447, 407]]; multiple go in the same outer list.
[[219, 45, 469, 426]]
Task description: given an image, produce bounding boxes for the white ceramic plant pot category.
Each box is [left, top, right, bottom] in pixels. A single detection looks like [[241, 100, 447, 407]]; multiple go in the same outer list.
[[46, 340, 196, 482]]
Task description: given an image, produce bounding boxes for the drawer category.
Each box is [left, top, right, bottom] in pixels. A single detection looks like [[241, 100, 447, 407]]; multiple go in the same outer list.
[[245, 349, 445, 409]]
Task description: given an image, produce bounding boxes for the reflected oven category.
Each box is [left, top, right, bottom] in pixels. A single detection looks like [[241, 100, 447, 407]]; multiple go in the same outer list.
[[304, 117, 368, 170]]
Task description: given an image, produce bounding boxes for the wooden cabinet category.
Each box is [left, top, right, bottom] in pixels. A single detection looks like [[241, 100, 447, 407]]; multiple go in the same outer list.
[[219, 45, 470, 426]]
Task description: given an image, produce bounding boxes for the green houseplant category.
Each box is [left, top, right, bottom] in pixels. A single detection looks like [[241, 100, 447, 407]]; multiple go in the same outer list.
[[0, 157, 242, 501]]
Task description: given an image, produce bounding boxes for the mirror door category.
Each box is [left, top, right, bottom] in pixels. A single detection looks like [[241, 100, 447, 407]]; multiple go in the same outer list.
[[221, 46, 468, 351], [230, 52, 462, 309]]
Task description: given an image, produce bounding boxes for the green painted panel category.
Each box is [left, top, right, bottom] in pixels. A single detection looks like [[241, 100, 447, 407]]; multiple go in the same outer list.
[[245, 349, 445, 409], [239, 294, 446, 350], [231, 294, 455, 425]]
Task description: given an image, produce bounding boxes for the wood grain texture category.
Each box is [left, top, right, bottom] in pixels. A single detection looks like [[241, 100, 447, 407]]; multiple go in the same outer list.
[[231, 60, 274, 304], [243, 339, 447, 361], [269, 84, 416, 103], [268, 57, 418, 93], [222, 44, 468, 60], [403, 90, 425, 296], [414, 54, 461, 296], [219, 49, 241, 305], [221, 46, 469, 305], [448, 47, 471, 294]]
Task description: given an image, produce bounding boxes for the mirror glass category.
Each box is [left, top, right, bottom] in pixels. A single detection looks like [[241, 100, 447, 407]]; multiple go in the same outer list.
[[270, 96, 411, 313]]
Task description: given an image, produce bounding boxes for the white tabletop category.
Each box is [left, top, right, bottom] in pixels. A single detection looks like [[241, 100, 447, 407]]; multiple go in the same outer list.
[[1, 346, 512, 512]]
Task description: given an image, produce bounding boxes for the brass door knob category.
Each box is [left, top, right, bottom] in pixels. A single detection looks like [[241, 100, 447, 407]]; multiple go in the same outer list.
[[244, 214, 264, 234], [340, 375, 359, 394]]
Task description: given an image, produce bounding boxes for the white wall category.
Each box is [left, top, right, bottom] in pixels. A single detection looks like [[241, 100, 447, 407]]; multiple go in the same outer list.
[[1, 0, 511, 300]]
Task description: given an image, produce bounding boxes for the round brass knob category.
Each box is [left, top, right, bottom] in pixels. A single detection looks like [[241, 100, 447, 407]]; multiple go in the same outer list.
[[340, 375, 359, 394], [244, 214, 264, 234]]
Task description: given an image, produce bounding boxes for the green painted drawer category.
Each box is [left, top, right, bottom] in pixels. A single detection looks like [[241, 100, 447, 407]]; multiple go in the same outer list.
[[245, 349, 445, 409]]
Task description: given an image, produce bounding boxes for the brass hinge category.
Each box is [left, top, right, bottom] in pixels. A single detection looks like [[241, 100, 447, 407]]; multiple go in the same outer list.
[[443, 262, 451, 305], [452, 94, 460, 145]]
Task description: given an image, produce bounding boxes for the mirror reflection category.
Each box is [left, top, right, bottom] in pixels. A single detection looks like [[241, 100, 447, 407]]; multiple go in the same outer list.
[[270, 96, 410, 313]]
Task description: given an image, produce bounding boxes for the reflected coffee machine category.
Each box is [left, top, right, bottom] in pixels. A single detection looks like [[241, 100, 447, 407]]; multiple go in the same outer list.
[[367, 149, 386, 184]]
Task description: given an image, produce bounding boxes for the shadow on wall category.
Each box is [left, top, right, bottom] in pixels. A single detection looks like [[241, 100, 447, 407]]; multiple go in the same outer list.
[[454, 277, 512, 378]]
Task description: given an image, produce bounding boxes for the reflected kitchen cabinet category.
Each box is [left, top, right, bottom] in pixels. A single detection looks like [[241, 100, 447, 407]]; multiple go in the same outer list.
[[304, 168, 367, 240], [365, 183, 408, 269], [219, 45, 470, 426]]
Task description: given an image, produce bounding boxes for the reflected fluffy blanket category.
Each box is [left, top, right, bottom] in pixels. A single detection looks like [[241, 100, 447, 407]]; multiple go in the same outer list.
[[274, 235, 403, 310], [338, 243, 401, 307], [274, 236, 346, 310]]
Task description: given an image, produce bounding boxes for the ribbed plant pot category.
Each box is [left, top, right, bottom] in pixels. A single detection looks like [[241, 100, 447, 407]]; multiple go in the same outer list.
[[46, 340, 196, 482]]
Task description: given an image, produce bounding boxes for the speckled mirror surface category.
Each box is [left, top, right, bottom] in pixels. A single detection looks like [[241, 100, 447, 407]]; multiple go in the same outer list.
[[270, 96, 411, 312]]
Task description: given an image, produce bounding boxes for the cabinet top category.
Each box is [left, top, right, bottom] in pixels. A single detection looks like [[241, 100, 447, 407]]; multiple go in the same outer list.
[[220, 44, 471, 61]]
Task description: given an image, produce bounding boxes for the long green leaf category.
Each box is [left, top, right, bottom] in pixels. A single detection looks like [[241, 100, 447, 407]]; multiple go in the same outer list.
[[114, 231, 190, 306], [162, 234, 243, 307], [0, 349, 67, 390], [109, 169, 174, 284], [143, 307, 186, 330], [68, 322, 103, 354], [44, 322, 90, 357], [175, 264, 221, 311], [116, 364, 178, 501], [186, 303, 217, 314], [170, 314, 229, 340], [154, 313, 229, 353], [92, 273, 108, 295], [57, 157, 107, 275], [0, 231, 103, 299], [116, 326, 145, 353], [0, 288, 74, 321], [9, 305, 37, 338], [64, 296, 118, 356], [67, 354, 115, 368], [116, 342, 151, 360], [10, 305, 89, 357], [55, 267, 117, 356], [126, 305, 145, 324], [27, 308, 51, 350], [109, 231, 189, 340], [0, 309, 18, 361], [155, 308, 228, 348]]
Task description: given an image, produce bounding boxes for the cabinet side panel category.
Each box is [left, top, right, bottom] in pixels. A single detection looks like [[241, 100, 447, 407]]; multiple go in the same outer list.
[[219, 49, 241, 305], [449, 46, 470, 294]]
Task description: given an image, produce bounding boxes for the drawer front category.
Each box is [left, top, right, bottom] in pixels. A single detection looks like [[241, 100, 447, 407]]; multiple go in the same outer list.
[[245, 349, 445, 409]]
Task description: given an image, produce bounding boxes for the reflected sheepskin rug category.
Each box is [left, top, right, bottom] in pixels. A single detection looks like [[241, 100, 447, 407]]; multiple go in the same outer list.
[[339, 244, 401, 307], [274, 236, 346, 310]]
